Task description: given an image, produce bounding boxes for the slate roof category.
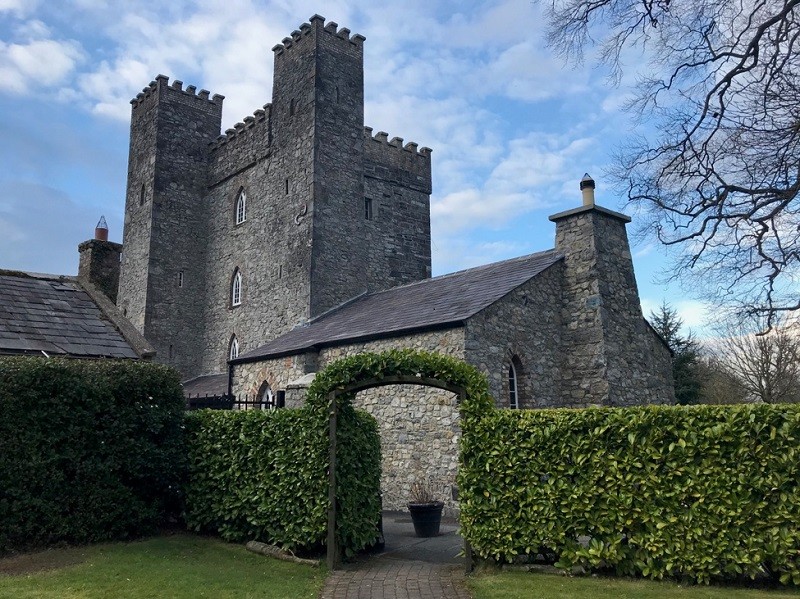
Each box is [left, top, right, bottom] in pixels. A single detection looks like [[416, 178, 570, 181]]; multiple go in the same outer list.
[[0, 271, 138, 359], [182, 373, 229, 397], [235, 249, 562, 362]]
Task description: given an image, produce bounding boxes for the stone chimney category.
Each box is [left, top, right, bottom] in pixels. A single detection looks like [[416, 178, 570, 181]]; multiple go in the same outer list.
[[78, 216, 123, 303], [548, 176, 673, 407]]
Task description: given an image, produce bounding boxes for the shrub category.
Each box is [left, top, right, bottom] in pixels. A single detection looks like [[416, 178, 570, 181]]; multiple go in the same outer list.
[[0, 357, 186, 554], [183, 405, 381, 557], [459, 404, 800, 584]]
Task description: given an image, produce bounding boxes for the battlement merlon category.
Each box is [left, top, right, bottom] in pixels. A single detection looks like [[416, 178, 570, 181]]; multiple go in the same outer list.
[[209, 104, 272, 151], [271, 15, 366, 57], [364, 127, 432, 193], [364, 126, 432, 159], [129, 74, 225, 115]]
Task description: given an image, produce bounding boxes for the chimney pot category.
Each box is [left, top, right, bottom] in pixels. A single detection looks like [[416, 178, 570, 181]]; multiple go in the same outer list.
[[95, 215, 109, 241], [580, 173, 595, 206]]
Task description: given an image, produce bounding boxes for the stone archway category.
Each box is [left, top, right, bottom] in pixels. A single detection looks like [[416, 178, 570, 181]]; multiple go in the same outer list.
[[301, 349, 494, 570]]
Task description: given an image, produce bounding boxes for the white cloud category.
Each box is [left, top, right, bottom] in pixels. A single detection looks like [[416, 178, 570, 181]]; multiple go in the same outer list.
[[0, 38, 84, 93], [431, 133, 596, 235], [641, 297, 713, 336], [0, 0, 38, 16], [433, 238, 533, 275]]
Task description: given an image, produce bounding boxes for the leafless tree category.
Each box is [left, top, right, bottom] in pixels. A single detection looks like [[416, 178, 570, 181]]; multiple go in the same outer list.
[[543, 0, 800, 323], [694, 355, 749, 404], [710, 316, 800, 403]]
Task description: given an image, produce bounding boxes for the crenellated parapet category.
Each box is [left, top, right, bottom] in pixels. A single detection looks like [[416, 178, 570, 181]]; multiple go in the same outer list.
[[364, 126, 432, 158], [364, 126, 432, 192], [209, 104, 272, 151], [129, 74, 224, 115], [271, 14, 365, 57]]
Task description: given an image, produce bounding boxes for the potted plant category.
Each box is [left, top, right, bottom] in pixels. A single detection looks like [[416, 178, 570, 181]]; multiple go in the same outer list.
[[407, 480, 444, 537]]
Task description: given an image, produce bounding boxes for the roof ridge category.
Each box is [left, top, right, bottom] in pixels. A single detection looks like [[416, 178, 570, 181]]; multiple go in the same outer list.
[[364, 248, 559, 298], [0, 269, 70, 281]]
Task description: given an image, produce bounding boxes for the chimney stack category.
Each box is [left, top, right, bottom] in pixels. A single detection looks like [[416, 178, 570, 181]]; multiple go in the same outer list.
[[79, 216, 122, 303]]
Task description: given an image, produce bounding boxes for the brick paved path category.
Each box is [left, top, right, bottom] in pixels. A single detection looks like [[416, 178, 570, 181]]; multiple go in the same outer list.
[[320, 559, 471, 599], [319, 512, 472, 598]]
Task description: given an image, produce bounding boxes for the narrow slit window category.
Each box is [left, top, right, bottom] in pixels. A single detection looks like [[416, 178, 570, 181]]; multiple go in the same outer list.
[[178, 271, 184, 287], [364, 197, 373, 220], [139, 183, 145, 206], [235, 189, 246, 224], [285, 178, 289, 195], [290, 99, 296, 116], [231, 269, 242, 307]]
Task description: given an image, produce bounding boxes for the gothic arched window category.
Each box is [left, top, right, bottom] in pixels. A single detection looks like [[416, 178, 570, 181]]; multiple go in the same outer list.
[[231, 269, 242, 307], [229, 335, 239, 361], [508, 356, 522, 409], [258, 381, 275, 411], [235, 188, 246, 224]]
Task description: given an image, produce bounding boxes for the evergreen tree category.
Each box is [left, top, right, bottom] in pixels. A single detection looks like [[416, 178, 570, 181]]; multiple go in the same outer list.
[[648, 302, 702, 405]]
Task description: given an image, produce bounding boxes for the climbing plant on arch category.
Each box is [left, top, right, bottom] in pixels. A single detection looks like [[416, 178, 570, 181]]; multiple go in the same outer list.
[[305, 348, 495, 568]]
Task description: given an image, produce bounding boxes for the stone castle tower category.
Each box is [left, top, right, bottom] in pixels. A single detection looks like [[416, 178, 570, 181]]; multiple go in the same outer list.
[[117, 15, 432, 379]]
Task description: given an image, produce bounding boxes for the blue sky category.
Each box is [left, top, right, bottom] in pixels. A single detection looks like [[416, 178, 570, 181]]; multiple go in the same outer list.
[[0, 0, 709, 330]]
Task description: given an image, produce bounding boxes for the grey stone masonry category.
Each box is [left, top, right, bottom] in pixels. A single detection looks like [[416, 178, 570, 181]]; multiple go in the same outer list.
[[116, 15, 432, 380], [117, 75, 224, 376], [233, 328, 465, 516], [550, 204, 674, 406], [465, 262, 565, 408], [77, 239, 122, 303]]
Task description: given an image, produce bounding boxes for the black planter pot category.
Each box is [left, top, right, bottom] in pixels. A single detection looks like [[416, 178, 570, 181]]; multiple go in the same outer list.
[[407, 501, 444, 537]]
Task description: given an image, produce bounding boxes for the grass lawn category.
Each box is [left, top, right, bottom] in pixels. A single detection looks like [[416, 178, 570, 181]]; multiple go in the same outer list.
[[0, 533, 324, 599], [468, 570, 800, 599]]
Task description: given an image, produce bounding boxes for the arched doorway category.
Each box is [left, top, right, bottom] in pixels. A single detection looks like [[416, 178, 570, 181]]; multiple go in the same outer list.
[[301, 349, 494, 572]]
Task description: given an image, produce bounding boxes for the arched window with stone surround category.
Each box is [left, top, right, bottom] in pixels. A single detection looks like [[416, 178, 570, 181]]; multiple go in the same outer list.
[[508, 356, 523, 409], [235, 188, 246, 224], [228, 335, 239, 361], [257, 381, 275, 410], [231, 269, 242, 307]]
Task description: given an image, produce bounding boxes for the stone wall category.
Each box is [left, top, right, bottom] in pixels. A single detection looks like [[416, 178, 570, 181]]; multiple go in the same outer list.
[[362, 128, 432, 287], [77, 239, 122, 303], [551, 205, 675, 406], [232, 327, 465, 515], [465, 262, 565, 408]]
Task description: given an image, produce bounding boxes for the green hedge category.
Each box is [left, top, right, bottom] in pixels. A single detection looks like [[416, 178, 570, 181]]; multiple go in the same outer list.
[[183, 405, 381, 556], [0, 357, 186, 554], [459, 404, 800, 584]]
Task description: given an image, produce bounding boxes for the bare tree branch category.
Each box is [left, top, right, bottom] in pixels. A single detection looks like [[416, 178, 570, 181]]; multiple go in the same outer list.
[[543, 0, 800, 323]]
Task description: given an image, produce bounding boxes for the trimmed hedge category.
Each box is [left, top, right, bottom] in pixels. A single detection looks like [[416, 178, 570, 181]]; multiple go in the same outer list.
[[183, 405, 381, 556], [459, 404, 800, 584], [184, 349, 491, 558], [0, 357, 186, 554]]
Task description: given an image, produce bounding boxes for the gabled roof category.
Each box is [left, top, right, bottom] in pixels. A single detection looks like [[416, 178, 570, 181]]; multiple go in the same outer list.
[[235, 249, 562, 362], [0, 271, 139, 359]]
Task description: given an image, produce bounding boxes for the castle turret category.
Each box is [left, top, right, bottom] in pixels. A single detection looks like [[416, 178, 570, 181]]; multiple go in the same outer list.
[[550, 175, 673, 406], [116, 16, 432, 380], [117, 75, 224, 374]]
